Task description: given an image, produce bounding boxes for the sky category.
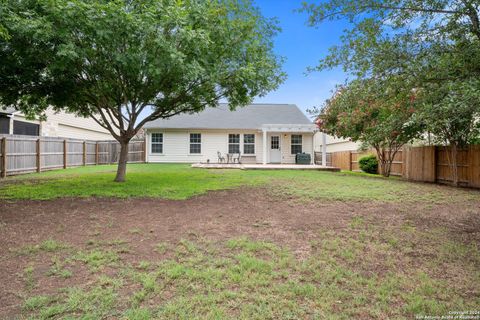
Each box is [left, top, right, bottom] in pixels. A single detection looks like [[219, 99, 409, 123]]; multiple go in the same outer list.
[[252, 0, 349, 120]]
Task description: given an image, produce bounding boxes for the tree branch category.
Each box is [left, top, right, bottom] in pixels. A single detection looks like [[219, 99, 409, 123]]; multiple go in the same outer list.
[[312, 4, 462, 22]]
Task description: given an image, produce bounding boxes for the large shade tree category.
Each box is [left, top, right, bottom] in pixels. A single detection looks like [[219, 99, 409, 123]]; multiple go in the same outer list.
[[302, 0, 480, 182], [301, 0, 480, 77], [0, 0, 285, 182]]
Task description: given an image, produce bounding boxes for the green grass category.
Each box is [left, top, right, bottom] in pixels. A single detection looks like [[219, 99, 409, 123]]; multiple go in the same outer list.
[[13, 239, 70, 256], [19, 227, 480, 319], [0, 163, 477, 203], [3, 163, 479, 318], [74, 249, 120, 271]]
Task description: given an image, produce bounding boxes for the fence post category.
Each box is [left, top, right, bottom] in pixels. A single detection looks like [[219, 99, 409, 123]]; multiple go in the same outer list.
[[63, 139, 67, 169], [348, 151, 352, 171], [143, 139, 147, 163], [36, 139, 41, 173], [83, 141, 87, 166], [95, 142, 99, 165], [1, 137, 6, 178]]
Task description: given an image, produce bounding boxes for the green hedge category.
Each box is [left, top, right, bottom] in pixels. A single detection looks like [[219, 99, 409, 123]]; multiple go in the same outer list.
[[358, 155, 378, 174]]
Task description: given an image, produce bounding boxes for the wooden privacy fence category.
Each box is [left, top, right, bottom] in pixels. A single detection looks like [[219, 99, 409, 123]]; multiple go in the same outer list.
[[313, 152, 332, 166], [403, 145, 480, 188], [0, 135, 145, 177], [324, 145, 480, 188]]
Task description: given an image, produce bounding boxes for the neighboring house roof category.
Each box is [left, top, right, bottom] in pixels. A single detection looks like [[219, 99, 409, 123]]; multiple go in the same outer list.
[[0, 107, 17, 115], [144, 103, 313, 130]]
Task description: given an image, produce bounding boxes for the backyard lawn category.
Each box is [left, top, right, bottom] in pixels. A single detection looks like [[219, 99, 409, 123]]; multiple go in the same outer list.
[[0, 164, 479, 319]]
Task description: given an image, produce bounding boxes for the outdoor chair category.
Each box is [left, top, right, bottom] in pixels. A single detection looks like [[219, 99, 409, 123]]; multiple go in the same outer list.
[[217, 151, 225, 163], [233, 153, 241, 164]]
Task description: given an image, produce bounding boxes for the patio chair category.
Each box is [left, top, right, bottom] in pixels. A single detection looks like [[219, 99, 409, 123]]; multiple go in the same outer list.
[[233, 153, 241, 164], [217, 151, 225, 163]]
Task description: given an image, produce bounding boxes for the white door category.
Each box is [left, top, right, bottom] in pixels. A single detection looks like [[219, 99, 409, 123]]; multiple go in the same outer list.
[[270, 135, 281, 163]]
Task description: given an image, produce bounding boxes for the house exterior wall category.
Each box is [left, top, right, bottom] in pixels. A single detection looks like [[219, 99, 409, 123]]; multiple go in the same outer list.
[[11, 109, 112, 140], [314, 132, 361, 153], [146, 129, 314, 164], [277, 132, 314, 164]]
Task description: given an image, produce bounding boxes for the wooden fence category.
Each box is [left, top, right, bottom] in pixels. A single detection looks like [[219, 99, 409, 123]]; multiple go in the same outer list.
[[314, 152, 332, 166], [0, 135, 145, 177], [324, 145, 480, 188]]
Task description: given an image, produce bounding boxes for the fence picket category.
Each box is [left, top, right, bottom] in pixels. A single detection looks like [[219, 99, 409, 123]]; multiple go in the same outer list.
[[326, 145, 480, 188], [0, 134, 145, 177]]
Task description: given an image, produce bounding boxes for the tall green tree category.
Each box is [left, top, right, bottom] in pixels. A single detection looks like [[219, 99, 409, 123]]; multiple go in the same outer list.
[[418, 78, 480, 186], [0, 0, 284, 182], [301, 0, 480, 77], [303, 0, 480, 182], [316, 78, 421, 177]]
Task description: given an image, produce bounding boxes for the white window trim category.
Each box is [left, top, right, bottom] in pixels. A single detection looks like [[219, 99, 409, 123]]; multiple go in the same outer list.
[[226, 133, 257, 155], [150, 132, 164, 155], [188, 132, 202, 155], [290, 134, 303, 155], [228, 133, 241, 154], [243, 133, 256, 156]]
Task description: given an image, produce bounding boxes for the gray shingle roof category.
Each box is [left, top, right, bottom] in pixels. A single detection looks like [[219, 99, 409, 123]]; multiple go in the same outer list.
[[144, 104, 312, 129], [0, 107, 17, 114]]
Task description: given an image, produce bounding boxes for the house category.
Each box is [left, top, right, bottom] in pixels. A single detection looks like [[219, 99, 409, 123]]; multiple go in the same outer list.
[[144, 103, 317, 164], [0, 107, 113, 140], [314, 134, 360, 153]]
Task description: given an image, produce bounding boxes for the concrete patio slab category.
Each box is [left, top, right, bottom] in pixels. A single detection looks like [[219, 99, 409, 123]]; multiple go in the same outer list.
[[191, 163, 340, 171]]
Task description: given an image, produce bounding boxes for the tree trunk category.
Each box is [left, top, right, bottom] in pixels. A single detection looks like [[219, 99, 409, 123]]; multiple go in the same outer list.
[[382, 159, 392, 177], [376, 147, 398, 178], [375, 148, 390, 177], [114, 141, 129, 182]]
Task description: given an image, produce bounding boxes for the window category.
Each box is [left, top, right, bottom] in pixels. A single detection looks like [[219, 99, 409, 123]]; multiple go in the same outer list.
[[228, 134, 240, 153], [151, 133, 163, 153], [13, 120, 39, 136], [291, 134, 302, 154], [271, 136, 279, 149], [243, 134, 255, 154], [0, 116, 9, 134], [190, 133, 201, 154]]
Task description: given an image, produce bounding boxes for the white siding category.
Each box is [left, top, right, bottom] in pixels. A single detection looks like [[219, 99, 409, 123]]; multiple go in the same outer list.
[[41, 109, 112, 139], [147, 130, 314, 164], [147, 130, 260, 163], [314, 132, 361, 153], [280, 133, 314, 164], [12, 109, 113, 140], [54, 124, 113, 140]]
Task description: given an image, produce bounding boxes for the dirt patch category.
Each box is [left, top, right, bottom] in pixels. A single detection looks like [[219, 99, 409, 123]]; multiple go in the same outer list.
[[1, 187, 479, 317]]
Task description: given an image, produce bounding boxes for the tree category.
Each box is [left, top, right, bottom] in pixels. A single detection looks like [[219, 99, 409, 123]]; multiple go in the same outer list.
[[302, 0, 480, 181], [315, 78, 421, 177], [418, 79, 480, 186], [0, 0, 285, 182], [301, 0, 480, 77]]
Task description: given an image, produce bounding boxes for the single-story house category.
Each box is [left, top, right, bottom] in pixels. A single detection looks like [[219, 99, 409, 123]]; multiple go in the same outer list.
[[144, 103, 317, 164], [0, 107, 112, 140]]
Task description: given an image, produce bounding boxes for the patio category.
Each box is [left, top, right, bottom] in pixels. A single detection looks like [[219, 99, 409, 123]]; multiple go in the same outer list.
[[191, 163, 340, 171]]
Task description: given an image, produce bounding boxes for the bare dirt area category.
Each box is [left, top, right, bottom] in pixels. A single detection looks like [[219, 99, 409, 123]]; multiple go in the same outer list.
[[1, 187, 479, 318]]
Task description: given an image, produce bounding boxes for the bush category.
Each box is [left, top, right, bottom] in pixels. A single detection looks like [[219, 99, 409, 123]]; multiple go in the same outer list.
[[358, 155, 378, 174]]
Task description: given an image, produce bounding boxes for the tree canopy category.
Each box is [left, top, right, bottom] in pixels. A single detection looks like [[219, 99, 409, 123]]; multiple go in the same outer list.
[[0, 0, 285, 181], [317, 78, 421, 176], [304, 0, 480, 182]]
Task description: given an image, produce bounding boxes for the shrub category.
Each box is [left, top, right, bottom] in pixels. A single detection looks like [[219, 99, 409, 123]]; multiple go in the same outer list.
[[359, 155, 378, 174]]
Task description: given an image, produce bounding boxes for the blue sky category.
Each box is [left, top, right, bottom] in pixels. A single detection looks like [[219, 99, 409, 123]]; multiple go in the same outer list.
[[252, 0, 348, 119]]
